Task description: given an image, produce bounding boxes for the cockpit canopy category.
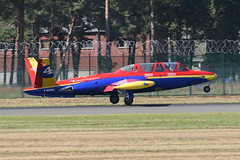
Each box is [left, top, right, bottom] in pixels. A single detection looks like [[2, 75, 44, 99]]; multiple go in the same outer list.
[[120, 62, 189, 72], [121, 64, 134, 72]]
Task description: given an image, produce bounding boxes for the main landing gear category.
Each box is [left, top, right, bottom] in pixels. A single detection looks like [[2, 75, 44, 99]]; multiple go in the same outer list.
[[109, 90, 134, 105], [110, 93, 119, 104]]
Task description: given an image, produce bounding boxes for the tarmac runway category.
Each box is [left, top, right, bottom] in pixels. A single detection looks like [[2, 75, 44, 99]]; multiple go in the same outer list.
[[0, 103, 240, 116]]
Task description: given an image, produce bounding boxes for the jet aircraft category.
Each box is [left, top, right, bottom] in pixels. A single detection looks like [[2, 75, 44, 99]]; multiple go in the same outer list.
[[23, 57, 216, 105]]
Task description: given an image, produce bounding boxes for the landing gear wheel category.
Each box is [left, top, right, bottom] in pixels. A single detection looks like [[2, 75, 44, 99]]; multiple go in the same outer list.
[[110, 94, 119, 104], [203, 86, 210, 93], [124, 98, 133, 105]]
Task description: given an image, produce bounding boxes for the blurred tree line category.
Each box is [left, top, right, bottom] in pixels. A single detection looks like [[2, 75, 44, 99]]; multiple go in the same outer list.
[[0, 0, 240, 85], [1, 0, 239, 43]]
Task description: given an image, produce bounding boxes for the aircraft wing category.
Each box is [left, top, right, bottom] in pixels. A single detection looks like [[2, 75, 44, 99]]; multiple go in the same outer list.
[[104, 79, 155, 92]]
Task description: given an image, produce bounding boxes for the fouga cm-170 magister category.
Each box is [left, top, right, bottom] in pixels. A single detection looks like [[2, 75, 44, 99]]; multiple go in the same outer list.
[[23, 57, 217, 105]]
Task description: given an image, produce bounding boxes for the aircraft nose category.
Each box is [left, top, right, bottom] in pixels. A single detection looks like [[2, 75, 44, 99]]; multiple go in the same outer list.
[[205, 73, 217, 82]]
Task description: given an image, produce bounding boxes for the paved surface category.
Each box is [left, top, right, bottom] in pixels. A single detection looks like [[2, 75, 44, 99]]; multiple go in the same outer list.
[[0, 103, 239, 116]]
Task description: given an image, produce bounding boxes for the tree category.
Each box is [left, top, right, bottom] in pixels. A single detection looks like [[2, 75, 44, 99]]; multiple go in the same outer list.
[[213, 0, 240, 40], [110, 0, 150, 64], [158, 0, 214, 40], [150, 0, 155, 62], [81, 0, 105, 73], [0, 1, 17, 42], [105, 0, 112, 72], [16, 0, 25, 86]]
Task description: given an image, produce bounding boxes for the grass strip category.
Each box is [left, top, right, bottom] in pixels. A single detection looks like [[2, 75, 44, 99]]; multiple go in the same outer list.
[[0, 95, 240, 107], [0, 113, 239, 131], [1, 113, 240, 160]]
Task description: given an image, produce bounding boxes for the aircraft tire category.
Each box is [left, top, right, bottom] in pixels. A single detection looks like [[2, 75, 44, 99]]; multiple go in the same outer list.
[[124, 98, 133, 105], [110, 94, 119, 104], [203, 86, 210, 93]]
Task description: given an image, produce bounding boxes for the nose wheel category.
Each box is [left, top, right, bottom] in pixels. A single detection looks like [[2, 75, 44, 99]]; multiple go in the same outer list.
[[124, 91, 134, 105], [203, 86, 211, 93], [124, 98, 133, 105]]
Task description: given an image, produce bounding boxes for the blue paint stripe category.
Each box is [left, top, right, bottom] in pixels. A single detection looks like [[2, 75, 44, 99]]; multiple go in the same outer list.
[[24, 76, 209, 97]]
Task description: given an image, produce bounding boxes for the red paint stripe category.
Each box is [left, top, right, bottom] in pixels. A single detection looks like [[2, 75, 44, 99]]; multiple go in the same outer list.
[[24, 58, 36, 86], [34, 59, 43, 88]]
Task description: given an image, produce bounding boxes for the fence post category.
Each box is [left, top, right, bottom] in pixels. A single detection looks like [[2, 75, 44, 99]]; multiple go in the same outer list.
[[4, 48, 7, 85], [149, 41, 152, 62], [97, 35, 102, 73], [121, 52, 125, 67], [189, 52, 193, 96], [88, 53, 91, 75], [230, 66, 233, 94], [9, 41, 15, 85], [21, 69, 24, 98], [222, 52, 226, 95], [106, 43, 112, 73]]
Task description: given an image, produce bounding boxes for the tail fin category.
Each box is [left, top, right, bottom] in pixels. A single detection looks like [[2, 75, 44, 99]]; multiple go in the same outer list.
[[25, 57, 38, 86], [25, 57, 56, 88]]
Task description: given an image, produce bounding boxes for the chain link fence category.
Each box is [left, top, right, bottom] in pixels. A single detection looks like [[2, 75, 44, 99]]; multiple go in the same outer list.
[[0, 39, 240, 98]]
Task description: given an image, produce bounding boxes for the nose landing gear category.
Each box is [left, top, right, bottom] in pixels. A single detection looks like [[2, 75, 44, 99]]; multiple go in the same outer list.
[[203, 86, 211, 93], [124, 97, 133, 105], [124, 91, 134, 105]]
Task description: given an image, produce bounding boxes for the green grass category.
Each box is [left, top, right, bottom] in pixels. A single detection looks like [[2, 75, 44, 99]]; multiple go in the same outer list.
[[0, 113, 239, 131], [1, 113, 240, 159]]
